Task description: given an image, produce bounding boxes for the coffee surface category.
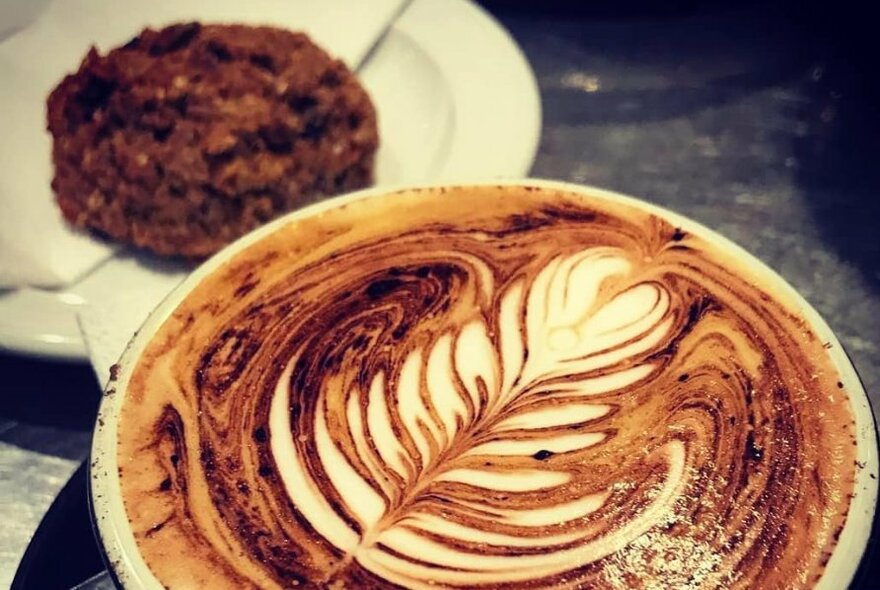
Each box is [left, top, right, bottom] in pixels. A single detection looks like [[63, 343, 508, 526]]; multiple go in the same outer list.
[[116, 186, 856, 589]]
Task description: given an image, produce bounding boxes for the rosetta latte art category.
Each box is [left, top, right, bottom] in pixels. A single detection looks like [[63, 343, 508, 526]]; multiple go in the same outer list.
[[270, 248, 682, 587], [117, 186, 856, 589]]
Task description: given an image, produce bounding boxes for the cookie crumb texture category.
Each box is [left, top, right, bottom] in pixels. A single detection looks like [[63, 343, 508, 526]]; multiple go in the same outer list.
[[47, 22, 378, 257]]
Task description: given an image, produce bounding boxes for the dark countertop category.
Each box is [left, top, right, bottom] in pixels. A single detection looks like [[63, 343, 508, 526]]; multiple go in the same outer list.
[[2, 4, 878, 586]]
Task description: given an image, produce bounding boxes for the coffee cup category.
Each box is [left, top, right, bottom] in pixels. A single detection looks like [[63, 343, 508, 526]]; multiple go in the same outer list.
[[90, 180, 878, 589]]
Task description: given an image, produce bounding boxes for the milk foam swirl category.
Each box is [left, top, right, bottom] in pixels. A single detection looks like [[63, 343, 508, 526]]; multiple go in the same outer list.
[[117, 186, 856, 589]]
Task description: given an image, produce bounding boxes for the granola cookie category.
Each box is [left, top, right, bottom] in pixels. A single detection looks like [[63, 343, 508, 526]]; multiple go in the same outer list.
[[47, 22, 378, 257]]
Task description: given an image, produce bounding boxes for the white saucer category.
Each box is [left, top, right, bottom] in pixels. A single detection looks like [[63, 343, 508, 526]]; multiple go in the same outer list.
[[0, 0, 541, 360]]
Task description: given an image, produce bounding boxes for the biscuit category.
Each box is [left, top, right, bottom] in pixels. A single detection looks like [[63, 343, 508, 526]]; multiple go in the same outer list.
[[47, 22, 378, 257]]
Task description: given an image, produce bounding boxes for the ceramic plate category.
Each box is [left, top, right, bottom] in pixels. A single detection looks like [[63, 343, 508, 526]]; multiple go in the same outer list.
[[0, 0, 541, 360]]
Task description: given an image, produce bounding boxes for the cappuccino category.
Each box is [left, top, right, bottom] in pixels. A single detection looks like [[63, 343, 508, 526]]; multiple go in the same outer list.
[[115, 185, 857, 589]]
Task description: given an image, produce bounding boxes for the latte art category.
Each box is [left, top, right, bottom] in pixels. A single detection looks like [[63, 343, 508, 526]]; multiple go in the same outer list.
[[270, 247, 682, 587], [117, 186, 856, 589]]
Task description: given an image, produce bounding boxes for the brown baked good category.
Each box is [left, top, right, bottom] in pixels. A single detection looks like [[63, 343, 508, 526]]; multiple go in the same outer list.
[[47, 22, 378, 257]]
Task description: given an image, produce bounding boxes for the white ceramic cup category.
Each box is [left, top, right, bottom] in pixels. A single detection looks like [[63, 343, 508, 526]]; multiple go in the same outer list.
[[90, 180, 879, 589]]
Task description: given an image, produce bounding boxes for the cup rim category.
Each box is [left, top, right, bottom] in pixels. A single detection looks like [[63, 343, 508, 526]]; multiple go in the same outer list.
[[90, 179, 879, 589]]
